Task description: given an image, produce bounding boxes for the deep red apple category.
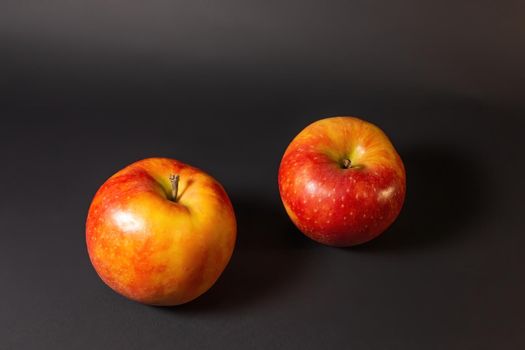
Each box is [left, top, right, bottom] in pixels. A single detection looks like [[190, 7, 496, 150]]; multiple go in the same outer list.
[[278, 116, 406, 247], [86, 158, 236, 305]]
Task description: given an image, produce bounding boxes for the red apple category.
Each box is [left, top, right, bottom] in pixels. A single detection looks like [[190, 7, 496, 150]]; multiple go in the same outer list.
[[278, 117, 406, 247], [86, 158, 236, 305]]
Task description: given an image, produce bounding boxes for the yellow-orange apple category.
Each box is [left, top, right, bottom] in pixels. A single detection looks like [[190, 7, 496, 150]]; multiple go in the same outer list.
[[86, 158, 236, 305], [278, 117, 406, 247]]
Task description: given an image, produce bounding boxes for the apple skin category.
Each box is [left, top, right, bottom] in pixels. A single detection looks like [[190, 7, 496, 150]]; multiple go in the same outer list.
[[86, 158, 236, 306], [278, 117, 406, 247]]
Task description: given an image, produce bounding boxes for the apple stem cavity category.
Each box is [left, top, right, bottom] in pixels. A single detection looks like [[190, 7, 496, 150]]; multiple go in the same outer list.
[[169, 174, 180, 202], [342, 158, 352, 169]]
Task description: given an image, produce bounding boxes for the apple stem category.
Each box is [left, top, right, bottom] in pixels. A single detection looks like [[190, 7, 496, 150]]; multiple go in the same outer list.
[[342, 159, 351, 169], [169, 174, 180, 202]]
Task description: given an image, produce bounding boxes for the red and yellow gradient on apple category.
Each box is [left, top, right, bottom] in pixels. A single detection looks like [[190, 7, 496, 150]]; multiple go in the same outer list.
[[86, 158, 236, 305], [278, 117, 406, 247]]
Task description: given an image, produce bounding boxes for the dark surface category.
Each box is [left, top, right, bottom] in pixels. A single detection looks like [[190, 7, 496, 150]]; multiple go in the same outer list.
[[1, 1, 525, 349]]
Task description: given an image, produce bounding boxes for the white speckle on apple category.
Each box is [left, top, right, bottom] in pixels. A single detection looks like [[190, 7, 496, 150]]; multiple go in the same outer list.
[[341, 204, 345, 208]]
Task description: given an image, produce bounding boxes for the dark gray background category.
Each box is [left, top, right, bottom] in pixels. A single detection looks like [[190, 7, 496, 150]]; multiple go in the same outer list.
[[1, 1, 524, 349]]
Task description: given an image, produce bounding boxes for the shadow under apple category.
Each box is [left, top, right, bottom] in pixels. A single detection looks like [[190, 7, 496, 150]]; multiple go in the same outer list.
[[354, 146, 488, 253]]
